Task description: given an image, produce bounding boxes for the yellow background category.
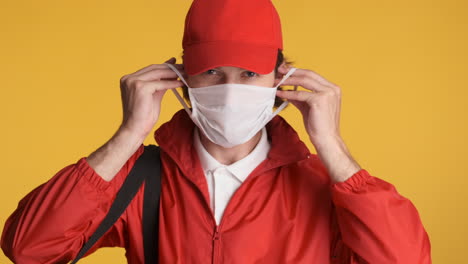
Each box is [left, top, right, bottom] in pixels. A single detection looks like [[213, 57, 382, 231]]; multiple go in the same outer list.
[[1, 0, 466, 263]]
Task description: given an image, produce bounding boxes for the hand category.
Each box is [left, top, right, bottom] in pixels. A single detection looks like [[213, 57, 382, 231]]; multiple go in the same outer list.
[[275, 65, 342, 148], [118, 57, 185, 140], [275, 65, 361, 183]]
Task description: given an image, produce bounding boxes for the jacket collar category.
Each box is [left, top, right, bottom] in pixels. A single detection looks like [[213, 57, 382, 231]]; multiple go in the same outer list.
[[154, 109, 311, 186]]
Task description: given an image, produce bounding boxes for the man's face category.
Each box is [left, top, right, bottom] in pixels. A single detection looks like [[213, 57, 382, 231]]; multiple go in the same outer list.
[[184, 66, 276, 88]]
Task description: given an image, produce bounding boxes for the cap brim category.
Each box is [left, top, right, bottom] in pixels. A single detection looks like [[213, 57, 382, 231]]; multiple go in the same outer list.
[[183, 41, 278, 76]]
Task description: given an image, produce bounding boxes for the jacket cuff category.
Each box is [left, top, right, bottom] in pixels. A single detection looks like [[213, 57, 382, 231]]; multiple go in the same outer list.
[[331, 169, 373, 192], [75, 157, 114, 192]]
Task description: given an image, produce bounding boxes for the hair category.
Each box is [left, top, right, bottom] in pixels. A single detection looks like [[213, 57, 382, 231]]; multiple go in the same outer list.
[[179, 49, 295, 108]]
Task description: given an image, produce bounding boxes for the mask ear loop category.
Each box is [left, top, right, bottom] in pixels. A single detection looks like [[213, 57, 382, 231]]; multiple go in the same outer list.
[[272, 67, 298, 116], [164, 63, 193, 115]]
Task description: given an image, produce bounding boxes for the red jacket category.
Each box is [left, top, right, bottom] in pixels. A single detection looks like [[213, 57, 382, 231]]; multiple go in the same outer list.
[[1, 110, 431, 263]]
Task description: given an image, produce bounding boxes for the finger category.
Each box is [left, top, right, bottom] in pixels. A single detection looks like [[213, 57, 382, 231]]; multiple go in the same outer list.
[[278, 66, 337, 87], [135, 68, 185, 82], [128, 59, 184, 77], [141, 79, 184, 94], [275, 75, 327, 93], [276, 90, 314, 102], [137, 63, 185, 77]]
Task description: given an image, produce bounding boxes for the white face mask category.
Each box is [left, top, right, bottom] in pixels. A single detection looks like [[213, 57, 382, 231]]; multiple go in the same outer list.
[[164, 63, 297, 148]]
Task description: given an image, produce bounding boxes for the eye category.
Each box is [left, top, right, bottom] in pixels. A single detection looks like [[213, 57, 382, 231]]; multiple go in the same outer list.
[[245, 71, 259, 78], [205, 69, 217, 75]]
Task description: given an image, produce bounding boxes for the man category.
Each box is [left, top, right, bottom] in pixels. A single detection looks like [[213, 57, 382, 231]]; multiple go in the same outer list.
[[1, 0, 431, 263]]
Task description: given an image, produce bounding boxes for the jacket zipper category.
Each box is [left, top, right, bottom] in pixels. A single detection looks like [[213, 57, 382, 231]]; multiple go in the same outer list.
[[208, 164, 271, 263], [209, 186, 246, 263], [212, 224, 220, 263]]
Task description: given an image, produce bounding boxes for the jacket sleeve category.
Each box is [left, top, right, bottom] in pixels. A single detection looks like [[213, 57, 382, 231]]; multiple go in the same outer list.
[[329, 169, 432, 264], [1, 144, 145, 264]]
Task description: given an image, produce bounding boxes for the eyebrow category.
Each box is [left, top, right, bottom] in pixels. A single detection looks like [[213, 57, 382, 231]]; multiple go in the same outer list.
[[212, 67, 256, 72]]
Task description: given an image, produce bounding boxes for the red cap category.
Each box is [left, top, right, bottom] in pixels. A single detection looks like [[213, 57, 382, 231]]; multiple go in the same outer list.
[[182, 0, 283, 76]]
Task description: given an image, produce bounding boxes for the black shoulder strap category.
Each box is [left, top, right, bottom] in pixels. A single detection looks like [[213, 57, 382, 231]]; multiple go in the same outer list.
[[71, 145, 161, 264], [143, 145, 161, 264]]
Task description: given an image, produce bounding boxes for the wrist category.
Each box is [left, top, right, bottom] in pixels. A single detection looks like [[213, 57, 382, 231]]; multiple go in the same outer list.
[[312, 136, 361, 183], [309, 133, 342, 151], [116, 125, 147, 145], [87, 128, 145, 182]]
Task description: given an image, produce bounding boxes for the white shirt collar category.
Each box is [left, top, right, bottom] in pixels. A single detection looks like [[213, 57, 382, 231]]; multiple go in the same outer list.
[[193, 127, 270, 182]]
